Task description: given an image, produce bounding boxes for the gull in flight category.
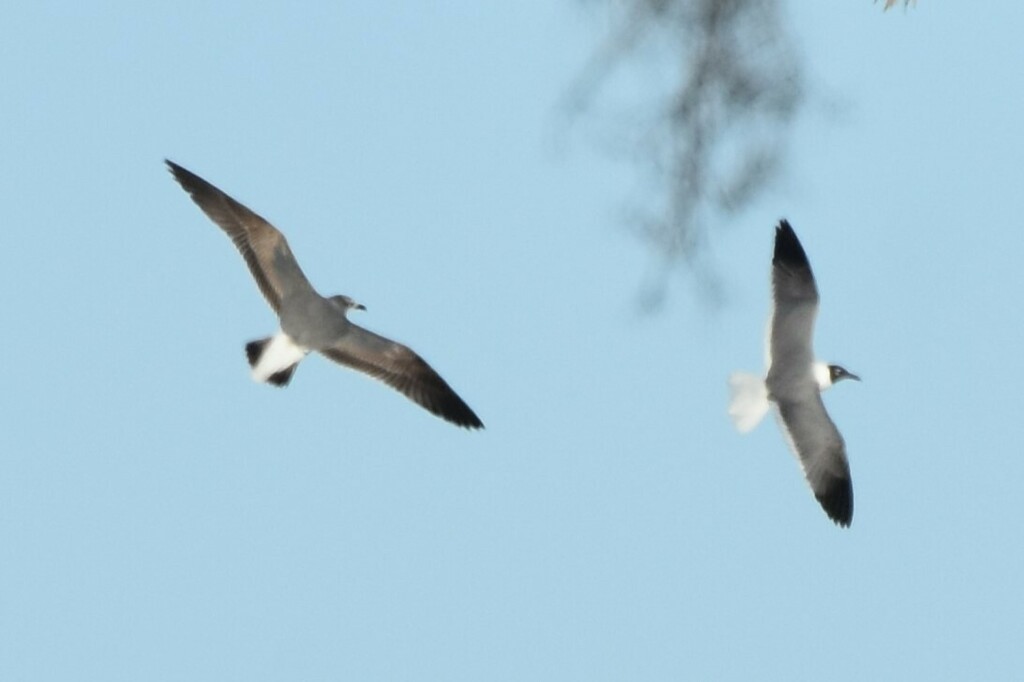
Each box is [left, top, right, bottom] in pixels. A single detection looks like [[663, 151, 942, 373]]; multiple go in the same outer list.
[[167, 160, 484, 430], [729, 220, 859, 526]]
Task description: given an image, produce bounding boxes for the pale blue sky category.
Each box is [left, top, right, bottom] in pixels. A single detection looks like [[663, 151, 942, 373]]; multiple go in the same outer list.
[[3, 2, 1023, 680]]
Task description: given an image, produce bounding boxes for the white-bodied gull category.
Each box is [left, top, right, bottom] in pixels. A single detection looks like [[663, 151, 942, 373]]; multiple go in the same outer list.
[[728, 220, 858, 526], [166, 160, 484, 430]]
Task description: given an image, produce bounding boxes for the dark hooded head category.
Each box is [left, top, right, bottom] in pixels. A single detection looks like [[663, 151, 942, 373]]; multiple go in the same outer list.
[[829, 364, 860, 384]]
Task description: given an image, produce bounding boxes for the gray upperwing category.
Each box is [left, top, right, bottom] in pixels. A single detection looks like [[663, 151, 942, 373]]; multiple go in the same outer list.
[[319, 324, 484, 430], [767, 298, 818, 386], [166, 160, 317, 313], [774, 392, 853, 527], [768, 220, 820, 383]]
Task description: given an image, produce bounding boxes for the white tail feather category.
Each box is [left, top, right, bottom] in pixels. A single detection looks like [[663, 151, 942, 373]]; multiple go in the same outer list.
[[728, 372, 770, 433], [252, 332, 307, 383]]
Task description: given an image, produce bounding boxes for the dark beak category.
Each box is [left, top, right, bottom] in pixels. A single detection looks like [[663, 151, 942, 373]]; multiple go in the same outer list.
[[355, 303, 367, 311]]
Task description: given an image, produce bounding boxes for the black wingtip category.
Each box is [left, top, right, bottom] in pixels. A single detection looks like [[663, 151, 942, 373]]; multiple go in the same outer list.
[[435, 396, 485, 430], [399, 388, 483, 430], [267, 364, 298, 387], [165, 160, 221, 205], [773, 219, 811, 271], [245, 339, 270, 368], [166, 159, 198, 196], [816, 476, 854, 528], [165, 158, 188, 180], [458, 411, 485, 430]]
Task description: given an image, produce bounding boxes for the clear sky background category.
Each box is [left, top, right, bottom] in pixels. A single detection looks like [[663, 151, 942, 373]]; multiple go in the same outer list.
[[2, 2, 1022, 680]]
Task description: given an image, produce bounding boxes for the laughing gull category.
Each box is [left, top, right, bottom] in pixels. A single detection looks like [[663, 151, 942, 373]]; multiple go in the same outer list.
[[166, 160, 484, 430], [728, 220, 859, 526]]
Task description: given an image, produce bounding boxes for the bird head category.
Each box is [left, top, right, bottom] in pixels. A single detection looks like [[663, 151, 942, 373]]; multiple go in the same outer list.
[[828, 364, 860, 385], [329, 295, 366, 312]]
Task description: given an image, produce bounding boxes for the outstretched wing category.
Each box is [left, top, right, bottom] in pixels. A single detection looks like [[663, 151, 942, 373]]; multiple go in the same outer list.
[[320, 323, 484, 430], [167, 160, 316, 312], [767, 220, 819, 384], [774, 392, 853, 527]]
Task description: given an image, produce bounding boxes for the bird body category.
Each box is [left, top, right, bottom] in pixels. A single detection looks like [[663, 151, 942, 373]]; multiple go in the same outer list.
[[279, 293, 353, 349], [166, 160, 483, 430], [729, 220, 858, 526]]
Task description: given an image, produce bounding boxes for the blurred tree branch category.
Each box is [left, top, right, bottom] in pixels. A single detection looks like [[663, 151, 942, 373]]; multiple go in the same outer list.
[[568, 0, 914, 309], [881, 0, 916, 9]]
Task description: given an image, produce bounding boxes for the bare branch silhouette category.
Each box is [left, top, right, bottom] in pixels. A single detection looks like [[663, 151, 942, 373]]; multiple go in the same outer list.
[[568, 0, 805, 309], [881, 0, 916, 10]]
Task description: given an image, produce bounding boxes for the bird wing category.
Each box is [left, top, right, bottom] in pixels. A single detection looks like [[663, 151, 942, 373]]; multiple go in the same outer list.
[[773, 392, 853, 527], [767, 220, 819, 383], [319, 323, 484, 430], [166, 160, 316, 313]]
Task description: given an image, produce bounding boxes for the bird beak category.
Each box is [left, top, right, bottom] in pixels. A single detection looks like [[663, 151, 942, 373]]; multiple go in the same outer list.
[[848, 372, 861, 382], [355, 303, 367, 311]]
